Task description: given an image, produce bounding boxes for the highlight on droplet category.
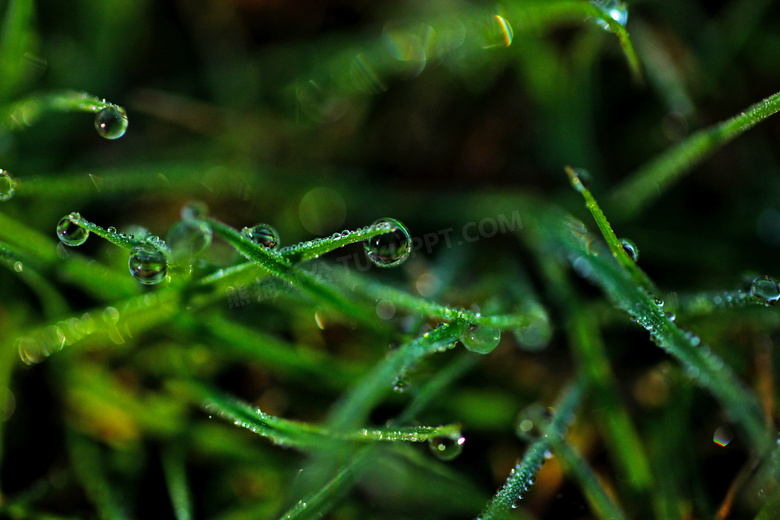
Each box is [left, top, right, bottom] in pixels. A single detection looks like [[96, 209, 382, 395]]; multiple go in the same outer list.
[[713, 425, 733, 447]]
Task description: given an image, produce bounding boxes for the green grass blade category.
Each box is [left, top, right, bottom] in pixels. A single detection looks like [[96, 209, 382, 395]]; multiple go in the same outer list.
[[549, 437, 628, 520], [0, 0, 37, 102], [610, 89, 780, 220], [182, 383, 461, 450], [206, 217, 383, 330], [529, 206, 771, 453], [3, 90, 124, 130], [327, 321, 465, 430], [478, 380, 584, 520], [565, 165, 656, 294], [161, 444, 193, 520]]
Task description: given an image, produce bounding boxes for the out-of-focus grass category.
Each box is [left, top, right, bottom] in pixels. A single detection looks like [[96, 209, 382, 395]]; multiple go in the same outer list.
[[2, 1, 780, 519]]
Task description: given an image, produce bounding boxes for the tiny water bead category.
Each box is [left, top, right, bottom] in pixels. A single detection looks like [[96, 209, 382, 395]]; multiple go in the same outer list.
[[750, 275, 780, 304], [364, 218, 412, 268], [167, 220, 212, 263], [242, 224, 280, 250], [570, 167, 592, 189], [427, 434, 465, 461], [515, 404, 553, 442], [591, 0, 628, 29], [94, 106, 128, 139], [619, 238, 639, 261], [0, 170, 15, 201], [128, 245, 167, 285], [56, 214, 89, 246], [461, 324, 501, 354], [180, 200, 208, 220], [713, 425, 734, 447]]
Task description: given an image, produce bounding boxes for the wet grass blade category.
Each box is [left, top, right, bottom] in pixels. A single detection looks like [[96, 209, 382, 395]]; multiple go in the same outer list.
[[478, 380, 584, 520], [610, 89, 780, 220]]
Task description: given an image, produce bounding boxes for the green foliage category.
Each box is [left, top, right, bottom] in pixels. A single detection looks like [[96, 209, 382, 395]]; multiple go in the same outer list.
[[3, 1, 780, 519]]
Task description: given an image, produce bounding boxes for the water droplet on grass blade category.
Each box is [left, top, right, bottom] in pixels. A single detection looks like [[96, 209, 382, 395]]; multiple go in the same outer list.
[[591, 0, 628, 30], [242, 224, 280, 250], [750, 275, 780, 304], [129, 245, 167, 285], [569, 168, 592, 189], [481, 14, 513, 49], [515, 404, 553, 442], [461, 324, 501, 354], [713, 425, 733, 447], [56, 214, 89, 246], [0, 170, 15, 201], [364, 218, 411, 267], [619, 238, 639, 261], [428, 434, 465, 461], [167, 220, 212, 263], [94, 106, 128, 139], [181, 200, 208, 220]]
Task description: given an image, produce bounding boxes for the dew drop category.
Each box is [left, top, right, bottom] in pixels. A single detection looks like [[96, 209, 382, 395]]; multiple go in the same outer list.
[[515, 404, 552, 442], [128, 244, 167, 285], [56, 214, 89, 246], [181, 200, 208, 220], [364, 218, 411, 268], [167, 220, 212, 263], [242, 223, 280, 250], [461, 324, 501, 354], [713, 425, 733, 447], [750, 275, 780, 305], [0, 170, 15, 201], [392, 377, 408, 393], [94, 106, 128, 139], [619, 238, 639, 261], [654, 297, 664, 308], [570, 168, 592, 188], [511, 495, 523, 509], [665, 312, 676, 322], [591, 0, 628, 30], [428, 434, 465, 461]]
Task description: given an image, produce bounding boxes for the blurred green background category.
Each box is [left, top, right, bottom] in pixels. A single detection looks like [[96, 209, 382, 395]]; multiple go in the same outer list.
[[3, 0, 780, 519]]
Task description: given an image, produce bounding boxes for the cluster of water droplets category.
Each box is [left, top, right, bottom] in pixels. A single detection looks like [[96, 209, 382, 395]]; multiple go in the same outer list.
[[94, 105, 128, 140]]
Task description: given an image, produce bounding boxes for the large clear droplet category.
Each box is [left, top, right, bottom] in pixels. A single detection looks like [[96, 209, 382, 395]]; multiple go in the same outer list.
[[428, 434, 465, 461], [750, 275, 780, 305], [619, 238, 639, 261], [56, 214, 89, 246], [0, 170, 15, 201], [461, 324, 501, 354], [167, 220, 212, 263], [128, 244, 167, 285], [242, 223, 280, 250], [94, 106, 128, 139], [364, 218, 412, 268]]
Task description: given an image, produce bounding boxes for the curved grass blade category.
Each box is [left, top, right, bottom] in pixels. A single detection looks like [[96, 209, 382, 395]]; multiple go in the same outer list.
[[478, 380, 584, 520], [351, 275, 529, 329], [565, 165, 656, 294], [549, 436, 628, 520], [327, 321, 465, 430], [610, 89, 780, 220], [206, 217, 382, 330], [528, 206, 771, 454], [279, 351, 477, 520], [161, 444, 193, 520], [184, 383, 461, 450], [0, 0, 37, 102], [3, 90, 124, 130]]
